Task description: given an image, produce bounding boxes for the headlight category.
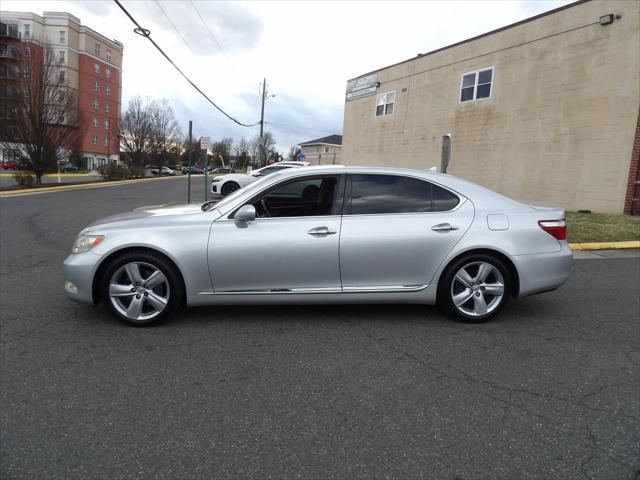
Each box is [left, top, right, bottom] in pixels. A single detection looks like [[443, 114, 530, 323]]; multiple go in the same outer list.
[[211, 178, 222, 183], [71, 235, 105, 253]]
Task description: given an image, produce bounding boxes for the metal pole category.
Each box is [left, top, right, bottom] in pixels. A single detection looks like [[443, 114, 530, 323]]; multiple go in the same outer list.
[[187, 120, 192, 203], [259, 77, 266, 167], [441, 134, 452, 174], [204, 147, 208, 202]]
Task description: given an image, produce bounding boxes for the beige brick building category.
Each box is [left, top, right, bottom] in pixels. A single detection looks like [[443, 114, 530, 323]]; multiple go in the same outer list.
[[342, 0, 640, 214]]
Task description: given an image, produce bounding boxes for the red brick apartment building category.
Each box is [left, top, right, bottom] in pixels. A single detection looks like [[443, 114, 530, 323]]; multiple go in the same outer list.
[[0, 11, 123, 170]]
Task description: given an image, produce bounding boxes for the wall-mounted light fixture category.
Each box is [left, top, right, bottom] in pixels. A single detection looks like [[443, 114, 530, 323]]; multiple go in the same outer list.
[[599, 14, 615, 25]]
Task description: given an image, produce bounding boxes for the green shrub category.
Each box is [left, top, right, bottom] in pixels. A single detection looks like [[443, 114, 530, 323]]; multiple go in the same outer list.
[[98, 164, 128, 181], [13, 171, 35, 187]]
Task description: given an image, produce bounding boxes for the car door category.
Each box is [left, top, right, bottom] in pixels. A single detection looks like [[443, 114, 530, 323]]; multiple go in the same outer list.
[[209, 174, 345, 293], [339, 173, 474, 291]]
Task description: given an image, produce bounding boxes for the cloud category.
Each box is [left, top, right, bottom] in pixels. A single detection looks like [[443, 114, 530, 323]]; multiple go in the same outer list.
[[138, 0, 263, 57]]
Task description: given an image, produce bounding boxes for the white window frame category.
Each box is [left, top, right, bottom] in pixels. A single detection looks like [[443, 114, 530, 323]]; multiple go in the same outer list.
[[105, 67, 111, 78], [94, 63, 100, 74], [58, 50, 65, 64], [104, 119, 109, 129], [459, 66, 494, 103], [104, 103, 110, 113], [106, 50, 112, 62], [92, 135, 98, 145], [104, 136, 109, 146], [58, 69, 66, 83], [23, 24, 30, 38], [93, 99, 99, 110], [105, 85, 111, 96], [93, 81, 99, 92], [374, 91, 395, 117], [94, 43, 100, 55], [59, 30, 66, 43], [92, 118, 98, 128], [324, 146, 329, 153]]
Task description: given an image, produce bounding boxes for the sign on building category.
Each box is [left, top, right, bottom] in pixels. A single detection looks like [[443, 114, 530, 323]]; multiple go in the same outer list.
[[345, 73, 378, 101]]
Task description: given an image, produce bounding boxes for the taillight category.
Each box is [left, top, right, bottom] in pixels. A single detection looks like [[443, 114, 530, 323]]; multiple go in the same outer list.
[[538, 220, 566, 240]]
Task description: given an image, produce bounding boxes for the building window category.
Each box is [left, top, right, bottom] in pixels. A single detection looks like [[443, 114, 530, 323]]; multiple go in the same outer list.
[[93, 81, 99, 92], [94, 43, 100, 56], [324, 146, 329, 153], [59, 30, 66, 43], [375, 91, 395, 117], [92, 118, 98, 128], [106, 50, 112, 62], [24, 86, 31, 98], [24, 24, 30, 38], [24, 46, 31, 56], [58, 51, 65, 64], [23, 66, 30, 77], [94, 63, 100, 74], [105, 68, 111, 78], [93, 99, 99, 110], [104, 119, 109, 129], [105, 85, 111, 96], [104, 136, 109, 146], [58, 69, 66, 83], [104, 103, 110, 113], [460, 67, 494, 102], [92, 135, 98, 145]]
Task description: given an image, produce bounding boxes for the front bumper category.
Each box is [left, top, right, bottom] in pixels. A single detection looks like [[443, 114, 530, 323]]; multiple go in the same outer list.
[[513, 242, 573, 297], [63, 252, 102, 304]]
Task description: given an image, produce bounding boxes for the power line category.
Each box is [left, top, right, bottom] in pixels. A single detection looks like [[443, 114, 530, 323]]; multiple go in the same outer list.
[[189, 0, 232, 65], [154, 0, 198, 56], [113, 0, 259, 128]]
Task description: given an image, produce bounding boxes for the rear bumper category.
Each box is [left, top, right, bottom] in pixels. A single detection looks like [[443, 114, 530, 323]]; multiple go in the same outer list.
[[513, 242, 573, 297]]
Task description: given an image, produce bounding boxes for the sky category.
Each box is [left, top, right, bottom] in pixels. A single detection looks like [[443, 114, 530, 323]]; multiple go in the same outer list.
[[2, 0, 571, 153]]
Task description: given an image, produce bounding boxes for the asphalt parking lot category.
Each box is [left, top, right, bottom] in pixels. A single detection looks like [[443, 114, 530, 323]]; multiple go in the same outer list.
[[1, 179, 638, 480]]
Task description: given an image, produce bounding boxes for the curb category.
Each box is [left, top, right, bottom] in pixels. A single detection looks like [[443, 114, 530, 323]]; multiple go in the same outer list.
[[569, 241, 640, 251], [0, 176, 186, 197], [0, 173, 94, 177]]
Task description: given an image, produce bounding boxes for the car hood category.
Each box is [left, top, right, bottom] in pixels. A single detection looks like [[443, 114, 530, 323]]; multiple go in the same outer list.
[[85, 203, 204, 230]]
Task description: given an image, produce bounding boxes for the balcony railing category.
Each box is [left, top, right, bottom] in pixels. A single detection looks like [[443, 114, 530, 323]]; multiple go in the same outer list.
[[0, 48, 20, 60]]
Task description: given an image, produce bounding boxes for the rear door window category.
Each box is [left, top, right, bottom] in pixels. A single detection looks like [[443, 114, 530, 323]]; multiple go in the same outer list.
[[347, 174, 459, 214]]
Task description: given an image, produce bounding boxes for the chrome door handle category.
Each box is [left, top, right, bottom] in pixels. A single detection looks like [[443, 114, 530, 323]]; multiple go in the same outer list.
[[431, 223, 459, 232], [307, 226, 337, 236]]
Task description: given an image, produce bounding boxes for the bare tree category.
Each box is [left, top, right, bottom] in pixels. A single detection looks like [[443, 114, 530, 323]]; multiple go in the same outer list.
[[1, 42, 82, 184], [119, 95, 155, 167], [252, 131, 275, 166], [234, 136, 251, 169], [149, 98, 181, 166], [211, 136, 234, 166]]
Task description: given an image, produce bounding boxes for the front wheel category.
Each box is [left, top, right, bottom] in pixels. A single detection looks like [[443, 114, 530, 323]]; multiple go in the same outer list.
[[221, 182, 240, 196], [100, 251, 183, 326], [439, 253, 511, 323]]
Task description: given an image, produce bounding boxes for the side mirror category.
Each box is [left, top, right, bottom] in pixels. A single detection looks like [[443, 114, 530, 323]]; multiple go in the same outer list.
[[234, 204, 256, 228]]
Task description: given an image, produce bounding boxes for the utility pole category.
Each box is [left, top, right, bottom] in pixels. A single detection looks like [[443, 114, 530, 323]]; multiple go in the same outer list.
[[187, 120, 192, 203], [259, 77, 266, 167]]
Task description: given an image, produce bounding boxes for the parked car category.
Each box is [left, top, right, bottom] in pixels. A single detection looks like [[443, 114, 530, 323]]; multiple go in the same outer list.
[[1, 160, 18, 170], [63, 165, 572, 326], [62, 164, 79, 173], [211, 161, 309, 197], [182, 166, 204, 174], [151, 166, 176, 176]]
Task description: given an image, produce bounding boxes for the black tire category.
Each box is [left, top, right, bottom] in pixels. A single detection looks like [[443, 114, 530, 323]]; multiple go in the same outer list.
[[100, 251, 183, 327], [221, 181, 240, 196], [438, 253, 511, 323]]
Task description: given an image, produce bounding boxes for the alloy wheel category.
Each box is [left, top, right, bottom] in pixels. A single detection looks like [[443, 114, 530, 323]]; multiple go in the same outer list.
[[108, 262, 170, 321], [450, 261, 505, 317]]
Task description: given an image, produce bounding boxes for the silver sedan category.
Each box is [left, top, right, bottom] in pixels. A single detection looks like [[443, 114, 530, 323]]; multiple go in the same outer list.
[[63, 166, 572, 326]]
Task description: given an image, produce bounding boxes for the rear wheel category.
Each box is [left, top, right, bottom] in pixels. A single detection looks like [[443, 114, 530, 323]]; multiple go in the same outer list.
[[221, 182, 240, 196], [100, 251, 182, 326], [439, 253, 511, 323]]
